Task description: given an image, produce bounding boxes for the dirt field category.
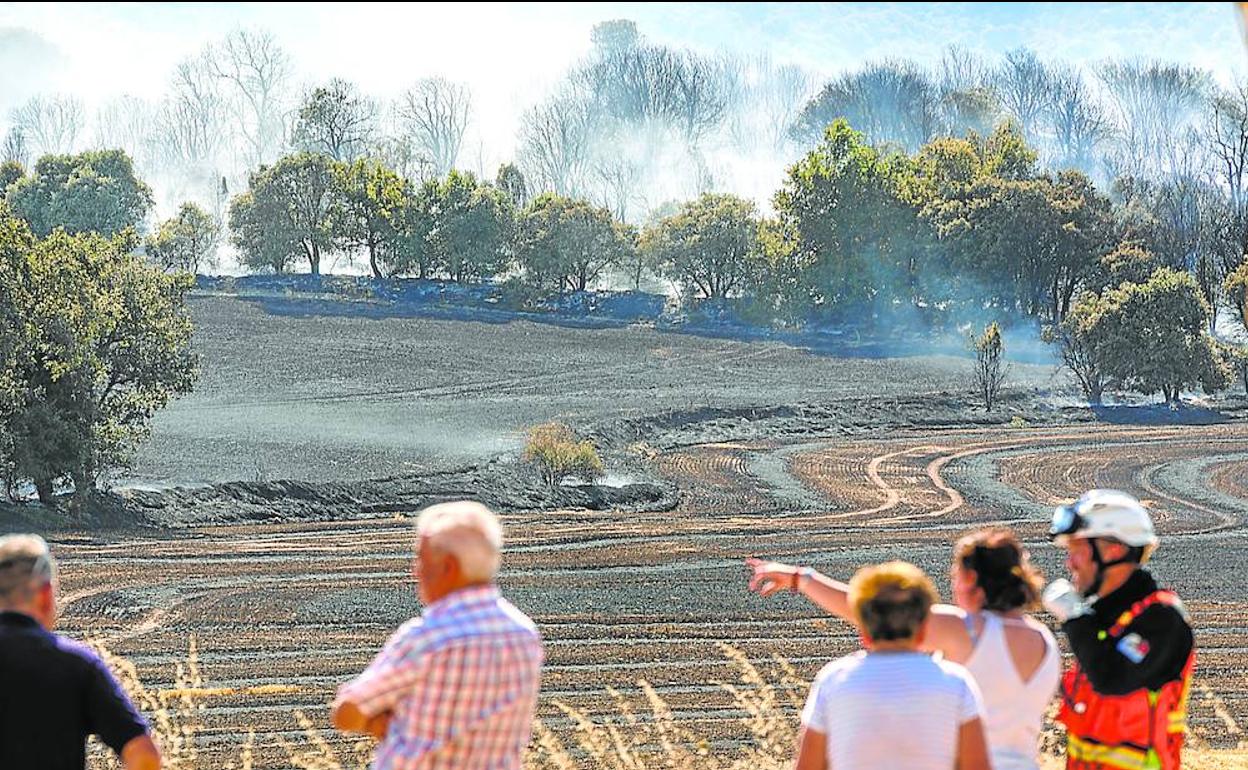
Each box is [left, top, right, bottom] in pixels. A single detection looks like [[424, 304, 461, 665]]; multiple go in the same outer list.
[[31, 296, 1248, 765]]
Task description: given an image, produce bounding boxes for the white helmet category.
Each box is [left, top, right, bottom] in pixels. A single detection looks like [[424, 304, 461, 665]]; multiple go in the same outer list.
[[1050, 489, 1158, 562]]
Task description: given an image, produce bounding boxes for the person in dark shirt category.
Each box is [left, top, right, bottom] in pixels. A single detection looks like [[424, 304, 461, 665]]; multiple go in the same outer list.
[[0, 533, 162, 770], [1043, 490, 1194, 770]]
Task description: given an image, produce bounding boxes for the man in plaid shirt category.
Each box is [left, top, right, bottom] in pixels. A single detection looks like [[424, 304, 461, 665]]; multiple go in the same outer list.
[[332, 501, 544, 769]]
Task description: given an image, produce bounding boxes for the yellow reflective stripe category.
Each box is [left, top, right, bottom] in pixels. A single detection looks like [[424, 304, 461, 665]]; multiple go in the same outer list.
[[1067, 734, 1162, 770]]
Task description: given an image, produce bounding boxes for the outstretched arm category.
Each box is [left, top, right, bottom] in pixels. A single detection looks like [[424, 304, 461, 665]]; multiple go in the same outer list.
[[746, 558, 853, 620], [746, 558, 972, 660]]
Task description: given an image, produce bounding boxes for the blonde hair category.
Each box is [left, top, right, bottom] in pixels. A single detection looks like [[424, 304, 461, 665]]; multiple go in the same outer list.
[[0, 534, 55, 607], [848, 561, 937, 642], [416, 501, 503, 582]]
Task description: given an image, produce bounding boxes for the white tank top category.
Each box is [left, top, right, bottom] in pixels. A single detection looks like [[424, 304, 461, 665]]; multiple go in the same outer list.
[[964, 612, 1061, 770]]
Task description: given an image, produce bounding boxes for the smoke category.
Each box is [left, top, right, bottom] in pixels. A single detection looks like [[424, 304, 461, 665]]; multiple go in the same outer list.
[[0, 5, 1243, 281]]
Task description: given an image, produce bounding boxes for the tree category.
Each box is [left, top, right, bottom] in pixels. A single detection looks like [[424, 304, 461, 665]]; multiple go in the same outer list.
[[229, 153, 341, 274], [0, 161, 22, 193], [993, 49, 1055, 143], [1098, 241, 1162, 288], [1046, 300, 1109, 405], [517, 90, 596, 196], [775, 119, 930, 320], [2, 128, 29, 167], [793, 61, 941, 152], [590, 19, 640, 58], [292, 78, 377, 162], [94, 96, 157, 171], [8, 94, 84, 156], [207, 28, 293, 166], [1044, 66, 1109, 172], [1226, 261, 1248, 332], [523, 422, 603, 487], [425, 171, 511, 283], [156, 56, 230, 173], [495, 163, 529, 208], [6, 149, 153, 238], [145, 202, 219, 273], [333, 158, 409, 278], [642, 192, 763, 300], [396, 77, 472, 176], [0, 215, 197, 507], [1097, 61, 1209, 179], [515, 194, 634, 292], [971, 322, 1007, 410], [1079, 268, 1228, 404]]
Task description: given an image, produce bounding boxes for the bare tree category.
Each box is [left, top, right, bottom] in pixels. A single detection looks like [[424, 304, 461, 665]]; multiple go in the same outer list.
[[1044, 66, 1110, 173], [94, 95, 157, 169], [292, 78, 378, 162], [1097, 60, 1210, 180], [1206, 82, 1248, 213], [1, 128, 28, 166], [518, 90, 596, 196], [993, 48, 1055, 143], [396, 77, 471, 176], [794, 60, 941, 152], [156, 56, 230, 172], [207, 28, 293, 166], [8, 94, 84, 156]]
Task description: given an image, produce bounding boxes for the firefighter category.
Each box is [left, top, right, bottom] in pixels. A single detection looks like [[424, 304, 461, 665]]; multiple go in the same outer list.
[[1043, 489, 1195, 770]]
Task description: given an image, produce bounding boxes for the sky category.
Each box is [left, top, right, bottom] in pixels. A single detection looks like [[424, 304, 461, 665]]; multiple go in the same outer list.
[[2, 2, 1244, 111]]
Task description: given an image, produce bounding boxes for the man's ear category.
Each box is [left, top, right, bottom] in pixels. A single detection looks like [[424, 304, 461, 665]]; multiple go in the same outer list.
[[37, 581, 56, 627]]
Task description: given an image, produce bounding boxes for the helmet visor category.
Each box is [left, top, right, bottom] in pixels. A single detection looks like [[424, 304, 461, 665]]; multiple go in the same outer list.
[[1050, 504, 1085, 540]]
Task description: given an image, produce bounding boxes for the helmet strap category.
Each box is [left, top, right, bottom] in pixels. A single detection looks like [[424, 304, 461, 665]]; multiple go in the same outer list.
[[1085, 538, 1140, 598]]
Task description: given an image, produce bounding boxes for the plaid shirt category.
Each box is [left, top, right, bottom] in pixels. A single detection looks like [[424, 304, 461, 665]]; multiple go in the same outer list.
[[339, 584, 544, 770]]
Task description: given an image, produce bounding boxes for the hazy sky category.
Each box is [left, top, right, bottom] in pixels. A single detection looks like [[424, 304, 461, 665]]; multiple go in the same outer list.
[[2, 2, 1244, 110]]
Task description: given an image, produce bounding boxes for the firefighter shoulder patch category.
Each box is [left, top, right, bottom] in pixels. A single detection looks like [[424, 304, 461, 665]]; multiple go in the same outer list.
[[1116, 632, 1150, 664]]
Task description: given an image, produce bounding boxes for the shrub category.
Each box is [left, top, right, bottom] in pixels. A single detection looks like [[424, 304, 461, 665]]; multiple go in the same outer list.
[[523, 422, 604, 487]]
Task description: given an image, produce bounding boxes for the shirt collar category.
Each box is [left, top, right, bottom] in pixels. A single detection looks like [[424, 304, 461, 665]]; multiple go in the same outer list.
[[423, 583, 500, 619], [0, 610, 40, 628]]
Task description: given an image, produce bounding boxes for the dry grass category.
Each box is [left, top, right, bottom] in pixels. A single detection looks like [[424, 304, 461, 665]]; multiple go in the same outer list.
[[86, 638, 1248, 770]]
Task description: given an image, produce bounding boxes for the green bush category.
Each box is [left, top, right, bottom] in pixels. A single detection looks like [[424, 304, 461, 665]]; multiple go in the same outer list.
[[523, 423, 604, 487]]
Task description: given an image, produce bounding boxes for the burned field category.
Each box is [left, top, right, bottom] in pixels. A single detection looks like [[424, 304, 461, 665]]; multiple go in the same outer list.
[[42, 296, 1248, 765]]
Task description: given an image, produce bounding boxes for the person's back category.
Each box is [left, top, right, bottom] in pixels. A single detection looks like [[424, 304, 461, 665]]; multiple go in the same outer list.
[[332, 502, 544, 770], [371, 586, 543, 768], [804, 650, 983, 770], [0, 534, 160, 770], [964, 613, 1061, 770]]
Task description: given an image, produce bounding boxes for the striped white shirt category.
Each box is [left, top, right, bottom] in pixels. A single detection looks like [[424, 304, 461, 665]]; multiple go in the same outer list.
[[338, 585, 544, 770], [801, 650, 984, 770]]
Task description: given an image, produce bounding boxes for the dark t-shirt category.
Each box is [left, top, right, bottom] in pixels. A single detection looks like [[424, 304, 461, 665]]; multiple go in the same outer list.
[[0, 611, 149, 769], [1063, 569, 1194, 695]]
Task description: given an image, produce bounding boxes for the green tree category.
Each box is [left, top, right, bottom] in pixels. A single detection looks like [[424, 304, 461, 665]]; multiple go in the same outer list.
[[229, 153, 342, 275], [333, 158, 409, 278], [971, 322, 1007, 410], [5, 149, 153, 238], [641, 193, 763, 300], [426, 171, 511, 283], [495, 163, 529, 208], [515, 194, 634, 292], [0, 214, 198, 507], [0, 160, 22, 193], [145, 202, 219, 273], [774, 119, 930, 320], [1226, 261, 1248, 332], [1099, 241, 1162, 288], [1046, 295, 1110, 405], [1077, 268, 1229, 405]]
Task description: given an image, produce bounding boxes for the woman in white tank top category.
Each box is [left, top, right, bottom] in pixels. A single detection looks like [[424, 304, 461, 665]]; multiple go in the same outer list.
[[748, 527, 1060, 770]]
